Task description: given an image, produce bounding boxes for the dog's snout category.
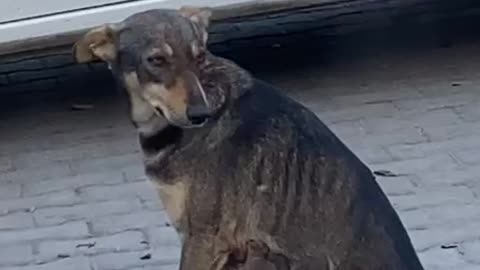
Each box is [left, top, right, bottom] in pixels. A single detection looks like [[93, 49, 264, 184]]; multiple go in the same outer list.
[[186, 105, 211, 125]]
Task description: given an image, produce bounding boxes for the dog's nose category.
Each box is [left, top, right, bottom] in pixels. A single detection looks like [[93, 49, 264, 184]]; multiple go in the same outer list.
[[186, 105, 211, 125]]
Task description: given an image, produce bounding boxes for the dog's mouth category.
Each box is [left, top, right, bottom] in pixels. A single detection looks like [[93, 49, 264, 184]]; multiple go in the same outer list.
[[152, 105, 209, 128], [153, 107, 165, 117]]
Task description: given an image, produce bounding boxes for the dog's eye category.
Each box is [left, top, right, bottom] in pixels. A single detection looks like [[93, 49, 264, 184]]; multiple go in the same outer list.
[[147, 55, 166, 67]]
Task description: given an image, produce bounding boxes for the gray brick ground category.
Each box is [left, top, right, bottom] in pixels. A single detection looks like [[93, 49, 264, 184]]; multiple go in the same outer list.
[[400, 203, 480, 230], [409, 221, 480, 252], [77, 180, 158, 202], [388, 186, 476, 212], [22, 171, 124, 197], [0, 245, 34, 266], [0, 163, 73, 184], [0, 183, 21, 200], [0, 212, 35, 230], [387, 135, 480, 160], [130, 265, 178, 270], [2, 41, 480, 270], [459, 241, 480, 264], [91, 247, 180, 270], [37, 231, 147, 261], [33, 199, 143, 226], [0, 190, 79, 214], [0, 257, 92, 270], [419, 248, 478, 270], [375, 176, 417, 196], [145, 226, 181, 248], [0, 221, 89, 245], [91, 211, 169, 235], [421, 121, 480, 142]]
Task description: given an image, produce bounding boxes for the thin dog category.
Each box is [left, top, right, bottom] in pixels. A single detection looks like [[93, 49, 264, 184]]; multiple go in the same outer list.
[[73, 7, 424, 270]]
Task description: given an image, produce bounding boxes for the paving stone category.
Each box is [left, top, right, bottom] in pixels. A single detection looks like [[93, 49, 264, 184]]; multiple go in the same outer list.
[[13, 140, 138, 168], [91, 247, 180, 270], [393, 92, 477, 112], [22, 171, 124, 197], [422, 122, 480, 142], [326, 120, 366, 138], [362, 109, 461, 133], [375, 176, 416, 196], [418, 247, 476, 270], [371, 154, 460, 175], [413, 166, 480, 187], [331, 88, 422, 106], [129, 264, 179, 270], [91, 211, 169, 235], [145, 226, 181, 248], [348, 146, 393, 165], [388, 135, 480, 160], [0, 221, 89, 245], [0, 163, 73, 184], [399, 203, 480, 230], [0, 212, 35, 230], [0, 183, 21, 200], [452, 147, 480, 165], [318, 102, 399, 123], [389, 186, 475, 211], [69, 153, 142, 176], [122, 165, 148, 182], [360, 116, 419, 134], [400, 108, 462, 128], [0, 190, 79, 214], [34, 199, 143, 226], [459, 241, 480, 264], [37, 231, 147, 261], [0, 257, 91, 270], [78, 180, 158, 202], [0, 245, 34, 266], [454, 103, 480, 122], [409, 221, 480, 251], [346, 127, 427, 149], [141, 199, 163, 211]]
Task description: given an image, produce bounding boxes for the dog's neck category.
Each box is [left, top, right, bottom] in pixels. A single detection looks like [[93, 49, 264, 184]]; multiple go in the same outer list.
[[134, 53, 253, 163]]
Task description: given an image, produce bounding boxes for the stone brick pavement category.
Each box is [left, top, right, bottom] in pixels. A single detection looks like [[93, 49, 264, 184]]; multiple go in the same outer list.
[[1, 42, 480, 270]]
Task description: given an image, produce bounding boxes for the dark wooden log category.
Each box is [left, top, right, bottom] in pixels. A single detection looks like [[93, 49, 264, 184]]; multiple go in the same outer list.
[[208, 0, 480, 51]]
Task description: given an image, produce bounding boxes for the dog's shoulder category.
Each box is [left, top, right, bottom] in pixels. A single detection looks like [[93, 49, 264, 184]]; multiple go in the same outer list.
[[232, 79, 340, 146]]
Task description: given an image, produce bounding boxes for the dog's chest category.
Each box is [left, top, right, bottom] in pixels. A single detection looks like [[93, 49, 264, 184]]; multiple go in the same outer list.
[[151, 178, 187, 231]]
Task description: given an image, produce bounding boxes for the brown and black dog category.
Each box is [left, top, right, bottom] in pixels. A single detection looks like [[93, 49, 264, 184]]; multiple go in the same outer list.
[[73, 7, 424, 270]]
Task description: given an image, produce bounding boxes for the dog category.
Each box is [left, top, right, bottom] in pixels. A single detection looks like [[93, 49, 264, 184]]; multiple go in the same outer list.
[[73, 7, 424, 270]]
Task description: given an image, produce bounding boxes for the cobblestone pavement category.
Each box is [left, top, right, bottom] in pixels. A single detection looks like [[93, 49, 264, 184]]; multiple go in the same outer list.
[[1, 42, 480, 270]]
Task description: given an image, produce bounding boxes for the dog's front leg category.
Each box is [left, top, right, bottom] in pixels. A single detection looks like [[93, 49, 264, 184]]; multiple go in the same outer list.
[[237, 240, 289, 270], [179, 234, 217, 270]]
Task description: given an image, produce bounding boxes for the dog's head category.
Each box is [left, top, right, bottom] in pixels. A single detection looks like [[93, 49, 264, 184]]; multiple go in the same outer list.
[[73, 7, 214, 128]]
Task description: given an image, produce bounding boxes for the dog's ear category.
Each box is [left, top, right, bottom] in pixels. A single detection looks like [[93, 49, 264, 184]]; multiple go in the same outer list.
[[179, 6, 212, 28], [73, 25, 119, 63]]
